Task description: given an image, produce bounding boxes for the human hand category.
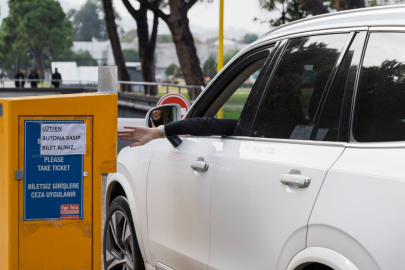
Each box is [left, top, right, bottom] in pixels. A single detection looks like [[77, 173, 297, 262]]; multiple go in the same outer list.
[[118, 126, 161, 147]]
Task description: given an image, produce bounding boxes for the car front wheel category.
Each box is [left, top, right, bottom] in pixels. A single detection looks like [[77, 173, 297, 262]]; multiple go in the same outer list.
[[103, 196, 144, 270]]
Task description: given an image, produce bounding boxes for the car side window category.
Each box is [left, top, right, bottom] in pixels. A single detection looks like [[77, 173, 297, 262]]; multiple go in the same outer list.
[[353, 32, 405, 142], [251, 34, 350, 140], [314, 33, 358, 142]]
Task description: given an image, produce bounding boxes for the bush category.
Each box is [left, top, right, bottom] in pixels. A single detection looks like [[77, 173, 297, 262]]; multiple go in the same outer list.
[[242, 33, 259, 44], [165, 63, 181, 77], [56, 49, 98, 66], [123, 49, 140, 62], [157, 34, 173, 43], [224, 49, 240, 65], [203, 58, 217, 79]]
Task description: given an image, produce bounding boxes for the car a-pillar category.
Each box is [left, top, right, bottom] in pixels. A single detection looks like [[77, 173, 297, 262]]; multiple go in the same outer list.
[[0, 66, 118, 270]]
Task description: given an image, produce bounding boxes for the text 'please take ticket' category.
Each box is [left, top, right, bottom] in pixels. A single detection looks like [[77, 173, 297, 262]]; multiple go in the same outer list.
[[40, 124, 86, 155]]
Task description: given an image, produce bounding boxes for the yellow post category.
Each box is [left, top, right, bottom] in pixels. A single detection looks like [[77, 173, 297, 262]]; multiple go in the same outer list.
[[217, 0, 224, 119]]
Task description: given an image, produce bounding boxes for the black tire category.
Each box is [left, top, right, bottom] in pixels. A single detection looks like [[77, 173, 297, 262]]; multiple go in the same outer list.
[[302, 263, 334, 270], [103, 196, 144, 270]]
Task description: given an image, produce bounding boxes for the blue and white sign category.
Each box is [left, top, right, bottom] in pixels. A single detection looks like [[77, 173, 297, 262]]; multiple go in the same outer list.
[[24, 120, 85, 221]]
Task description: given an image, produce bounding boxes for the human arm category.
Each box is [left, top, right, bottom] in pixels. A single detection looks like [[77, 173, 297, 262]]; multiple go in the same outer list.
[[164, 117, 237, 137], [118, 117, 238, 147]]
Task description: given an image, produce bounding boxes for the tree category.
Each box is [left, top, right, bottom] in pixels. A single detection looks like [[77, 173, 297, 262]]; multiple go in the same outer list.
[[68, 0, 109, 41], [165, 63, 181, 77], [299, 0, 330, 15], [0, 34, 32, 75], [123, 49, 140, 62], [257, 0, 316, 26], [102, 0, 131, 90], [121, 0, 160, 95], [137, 0, 212, 100], [242, 33, 259, 44], [257, 0, 365, 26], [0, 0, 73, 78], [224, 49, 240, 65], [203, 57, 217, 79], [57, 50, 98, 66], [333, 0, 365, 11]]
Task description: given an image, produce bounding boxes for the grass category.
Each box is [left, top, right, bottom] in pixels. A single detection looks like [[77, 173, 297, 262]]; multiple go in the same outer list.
[[223, 110, 242, 119], [158, 86, 190, 100]]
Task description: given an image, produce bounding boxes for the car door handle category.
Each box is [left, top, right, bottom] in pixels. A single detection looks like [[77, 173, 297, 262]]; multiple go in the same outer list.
[[280, 173, 311, 188], [190, 157, 209, 172]]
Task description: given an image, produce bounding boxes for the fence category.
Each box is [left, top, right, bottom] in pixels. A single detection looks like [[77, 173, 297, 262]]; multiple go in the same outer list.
[[0, 79, 97, 89], [118, 81, 204, 100], [0, 79, 204, 98]]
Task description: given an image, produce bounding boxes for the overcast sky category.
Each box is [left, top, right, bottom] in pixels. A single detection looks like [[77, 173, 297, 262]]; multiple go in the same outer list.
[[1, 0, 278, 40]]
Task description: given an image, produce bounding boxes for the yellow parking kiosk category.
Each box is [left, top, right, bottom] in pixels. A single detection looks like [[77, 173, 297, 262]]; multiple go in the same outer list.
[[0, 77, 117, 269]]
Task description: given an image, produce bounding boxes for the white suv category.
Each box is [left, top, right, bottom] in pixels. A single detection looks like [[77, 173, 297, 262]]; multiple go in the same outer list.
[[104, 5, 405, 270]]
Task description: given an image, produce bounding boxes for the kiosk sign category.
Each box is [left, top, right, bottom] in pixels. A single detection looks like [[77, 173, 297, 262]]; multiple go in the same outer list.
[[40, 124, 86, 155], [24, 120, 85, 221]]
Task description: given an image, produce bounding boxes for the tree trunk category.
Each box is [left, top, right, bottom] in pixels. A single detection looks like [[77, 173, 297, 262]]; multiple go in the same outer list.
[[137, 7, 158, 95], [14, 58, 19, 78], [34, 50, 46, 80], [333, 0, 365, 11], [299, 0, 329, 15], [122, 0, 159, 95], [168, 17, 204, 101], [102, 0, 131, 91], [136, 0, 205, 101]]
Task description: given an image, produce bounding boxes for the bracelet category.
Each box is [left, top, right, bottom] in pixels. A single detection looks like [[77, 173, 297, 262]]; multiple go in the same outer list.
[[158, 125, 166, 138]]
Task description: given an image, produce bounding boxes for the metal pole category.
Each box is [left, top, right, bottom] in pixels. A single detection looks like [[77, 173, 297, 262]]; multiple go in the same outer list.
[[217, 0, 224, 119], [178, 87, 181, 94], [167, 85, 169, 94]]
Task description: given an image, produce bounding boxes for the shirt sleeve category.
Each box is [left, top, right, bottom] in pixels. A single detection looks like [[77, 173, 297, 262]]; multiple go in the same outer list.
[[164, 117, 238, 137]]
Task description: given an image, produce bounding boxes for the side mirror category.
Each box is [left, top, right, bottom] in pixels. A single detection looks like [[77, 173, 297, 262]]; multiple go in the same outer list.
[[145, 104, 181, 128], [145, 104, 182, 148]]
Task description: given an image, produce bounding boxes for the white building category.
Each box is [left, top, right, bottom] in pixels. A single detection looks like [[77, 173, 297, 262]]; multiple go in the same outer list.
[[71, 37, 247, 80]]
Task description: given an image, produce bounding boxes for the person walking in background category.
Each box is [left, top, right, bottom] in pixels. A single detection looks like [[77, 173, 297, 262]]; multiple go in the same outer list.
[[51, 68, 62, 88], [28, 68, 39, 88], [14, 70, 25, 88]]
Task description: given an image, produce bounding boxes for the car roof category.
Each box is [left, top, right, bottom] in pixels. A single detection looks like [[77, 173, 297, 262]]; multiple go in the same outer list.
[[258, 4, 405, 42]]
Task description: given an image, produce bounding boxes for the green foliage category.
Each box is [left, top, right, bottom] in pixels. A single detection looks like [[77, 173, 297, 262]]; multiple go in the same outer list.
[[203, 58, 217, 79], [122, 29, 137, 42], [123, 49, 140, 62], [224, 49, 240, 65], [75, 50, 98, 66], [165, 63, 181, 77], [56, 49, 98, 66], [257, 0, 334, 27], [242, 33, 259, 43], [0, 0, 73, 76], [157, 34, 173, 43], [68, 0, 108, 41]]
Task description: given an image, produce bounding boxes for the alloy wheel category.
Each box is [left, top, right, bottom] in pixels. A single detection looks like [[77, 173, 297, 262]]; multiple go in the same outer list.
[[105, 211, 135, 270]]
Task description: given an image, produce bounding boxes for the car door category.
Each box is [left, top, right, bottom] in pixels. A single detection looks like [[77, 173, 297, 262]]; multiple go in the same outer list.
[[146, 47, 274, 270], [208, 32, 363, 270]]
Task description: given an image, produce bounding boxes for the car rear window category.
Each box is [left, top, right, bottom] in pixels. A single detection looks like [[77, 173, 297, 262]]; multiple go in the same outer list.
[[353, 32, 405, 142]]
